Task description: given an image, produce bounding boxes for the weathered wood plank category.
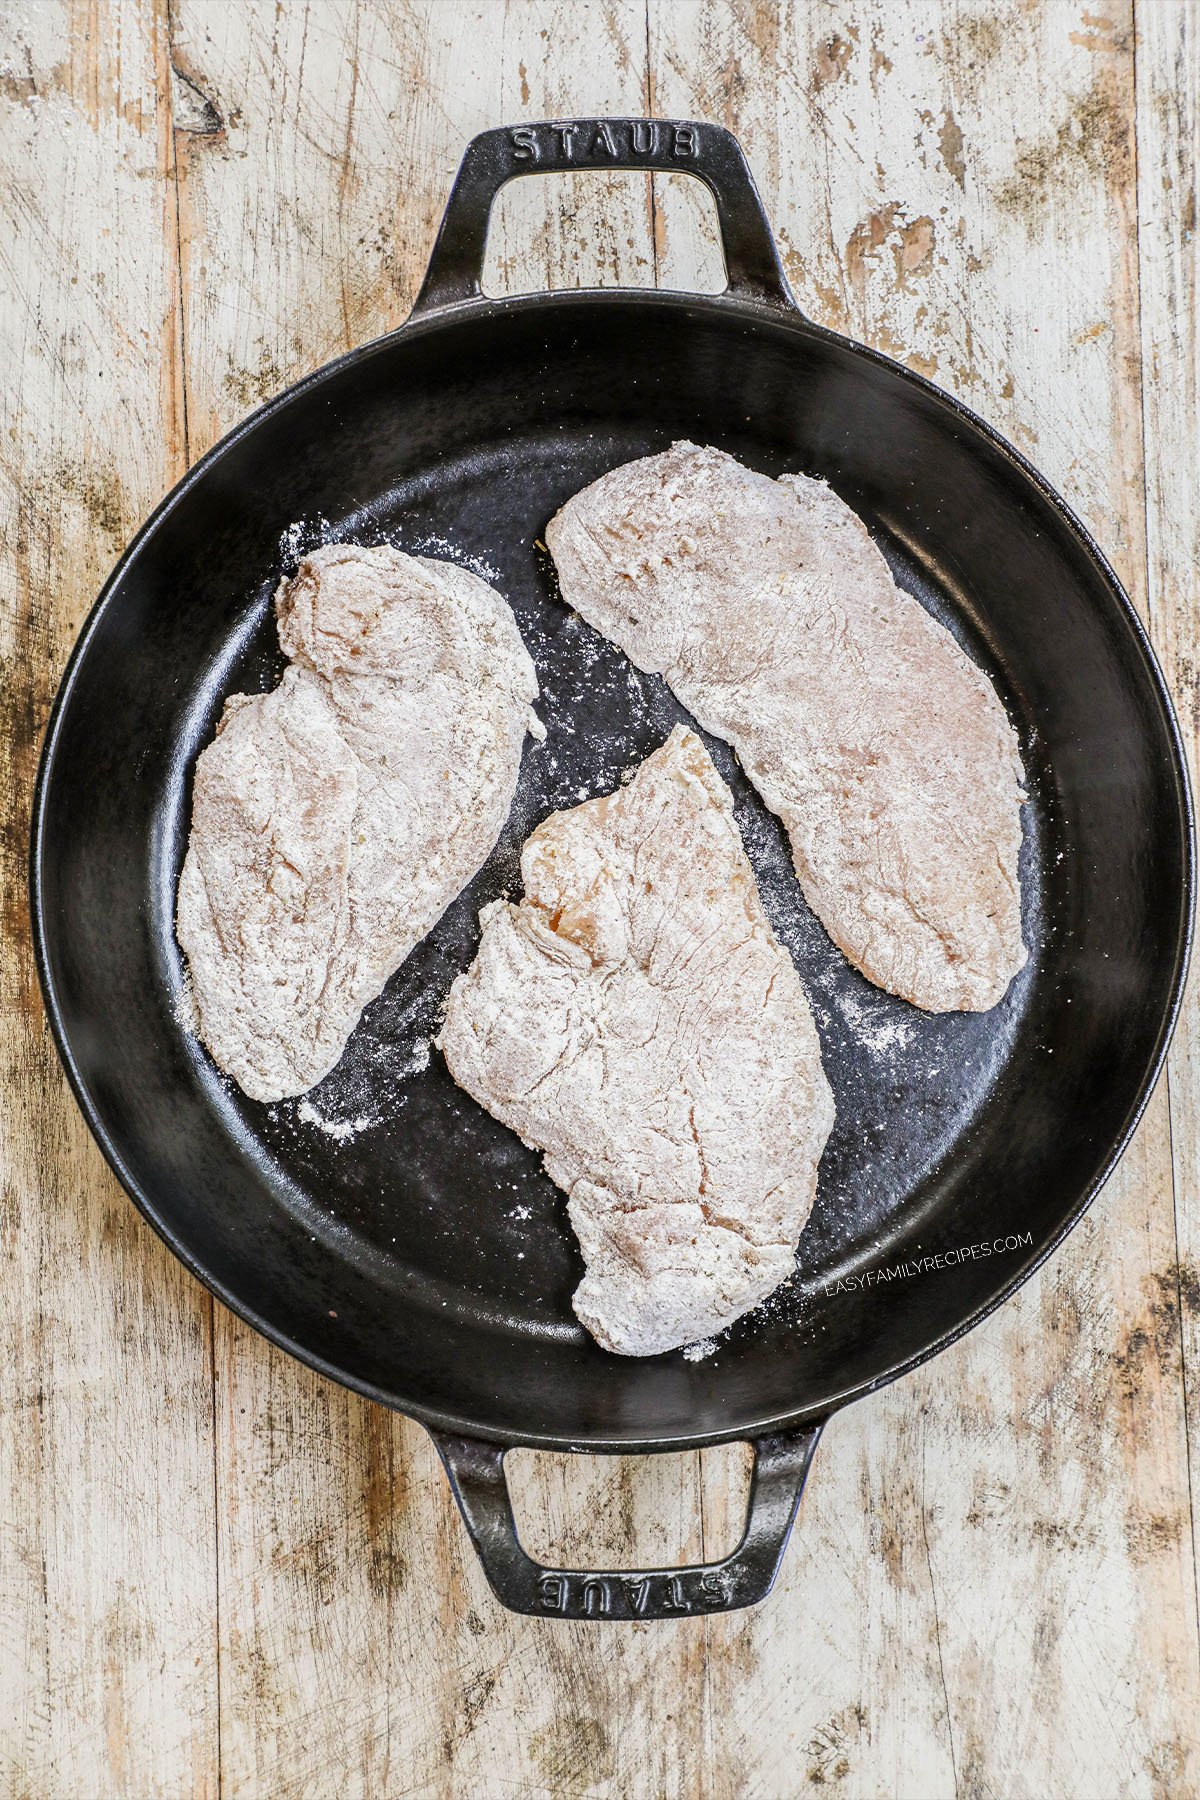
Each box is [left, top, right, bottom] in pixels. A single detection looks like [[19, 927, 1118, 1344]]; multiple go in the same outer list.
[[1136, 0, 1200, 1735], [0, 1, 219, 1794], [650, 3, 1199, 1795], [168, 4, 716, 1794], [4, 1, 1198, 1794]]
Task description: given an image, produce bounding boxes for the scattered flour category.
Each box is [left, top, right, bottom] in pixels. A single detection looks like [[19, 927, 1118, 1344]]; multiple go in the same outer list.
[[278, 519, 504, 596], [172, 969, 200, 1037], [682, 1338, 717, 1361], [832, 989, 915, 1056], [296, 1098, 377, 1141], [394, 1037, 431, 1079], [407, 533, 502, 585], [278, 515, 334, 565]]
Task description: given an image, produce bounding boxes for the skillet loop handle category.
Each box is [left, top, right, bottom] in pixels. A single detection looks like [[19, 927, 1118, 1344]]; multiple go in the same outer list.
[[411, 118, 796, 315], [432, 1422, 823, 1620]]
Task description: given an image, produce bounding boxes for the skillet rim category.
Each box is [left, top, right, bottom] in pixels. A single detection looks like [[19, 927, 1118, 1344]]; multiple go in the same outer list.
[[29, 286, 1197, 1453]]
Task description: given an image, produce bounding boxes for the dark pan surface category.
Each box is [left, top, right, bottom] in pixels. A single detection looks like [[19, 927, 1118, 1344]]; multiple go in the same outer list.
[[33, 295, 1193, 1449]]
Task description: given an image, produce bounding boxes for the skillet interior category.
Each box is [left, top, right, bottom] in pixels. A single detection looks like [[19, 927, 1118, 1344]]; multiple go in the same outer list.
[[33, 294, 1193, 1449]]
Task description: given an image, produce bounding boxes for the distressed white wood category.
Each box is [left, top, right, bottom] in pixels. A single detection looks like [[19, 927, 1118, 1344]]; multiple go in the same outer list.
[[1136, 0, 1200, 1738], [650, 4, 1198, 1796], [2, 1, 1198, 1794], [0, 2, 219, 1794]]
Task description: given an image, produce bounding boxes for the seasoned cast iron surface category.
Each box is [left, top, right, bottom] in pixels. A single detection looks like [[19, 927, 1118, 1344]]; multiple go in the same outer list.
[[173, 441, 1039, 1323], [34, 300, 1192, 1445]]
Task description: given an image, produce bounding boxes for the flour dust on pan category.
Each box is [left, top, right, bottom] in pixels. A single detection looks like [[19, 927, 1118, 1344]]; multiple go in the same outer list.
[[158, 442, 1044, 1354]]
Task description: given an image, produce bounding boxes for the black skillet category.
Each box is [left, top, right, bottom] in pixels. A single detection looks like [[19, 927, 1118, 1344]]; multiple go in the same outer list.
[[32, 121, 1194, 1619]]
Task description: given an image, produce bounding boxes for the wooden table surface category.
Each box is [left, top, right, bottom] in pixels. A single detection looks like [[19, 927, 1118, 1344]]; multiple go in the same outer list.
[[2, 3, 1198, 1795]]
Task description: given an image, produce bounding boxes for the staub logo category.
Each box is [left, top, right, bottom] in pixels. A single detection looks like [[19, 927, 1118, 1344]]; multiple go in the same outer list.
[[537, 1569, 731, 1616], [510, 120, 699, 162]]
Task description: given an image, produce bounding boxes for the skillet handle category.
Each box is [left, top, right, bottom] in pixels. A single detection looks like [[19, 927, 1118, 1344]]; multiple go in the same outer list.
[[432, 1422, 823, 1620], [411, 118, 796, 315]]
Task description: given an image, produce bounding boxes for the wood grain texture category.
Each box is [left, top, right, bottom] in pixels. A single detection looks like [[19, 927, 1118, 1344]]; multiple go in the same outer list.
[[649, 8, 1200, 1795], [1, 1, 1197, 1795], [0, 2, 219, 1795], [1137, 0, 1200, 1731]]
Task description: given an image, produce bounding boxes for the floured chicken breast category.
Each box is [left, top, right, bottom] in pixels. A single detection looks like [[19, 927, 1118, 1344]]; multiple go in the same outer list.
[[546, 442, 1027, 1012], [177, 544, 541, 1102], [438, 726, 834, 1357]]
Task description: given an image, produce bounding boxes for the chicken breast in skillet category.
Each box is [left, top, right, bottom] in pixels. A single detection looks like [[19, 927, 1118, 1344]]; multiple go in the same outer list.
[[177, 544, 541, 1102], [438, 725, 834, 1356], [545, 441, 1027, 1012]]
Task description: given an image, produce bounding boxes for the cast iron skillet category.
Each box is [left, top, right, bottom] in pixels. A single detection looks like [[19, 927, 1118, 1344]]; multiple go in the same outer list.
[[32, 121, 1194, 1620]]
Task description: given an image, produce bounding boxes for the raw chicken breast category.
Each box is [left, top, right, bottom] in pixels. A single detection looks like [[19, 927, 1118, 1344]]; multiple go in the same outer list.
[[438, 726, 834, 1356], [178, 543, 541, 1101], [546, 441, 1027, 1012]]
